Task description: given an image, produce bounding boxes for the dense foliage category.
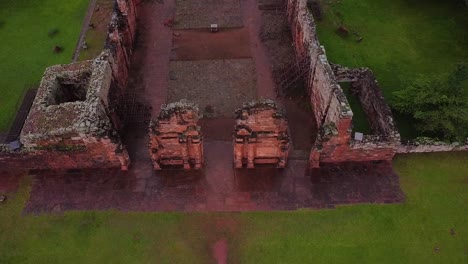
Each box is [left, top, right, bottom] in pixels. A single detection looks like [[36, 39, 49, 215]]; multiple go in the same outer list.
[[392, 64, 468, 141]]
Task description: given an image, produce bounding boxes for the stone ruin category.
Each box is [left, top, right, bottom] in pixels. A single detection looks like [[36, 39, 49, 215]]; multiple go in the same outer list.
[[148, 101, 204, 170], [1, 0, 465, 172], [0, 52, 130, 170], [286, 0, 403, 167], [0, 0, 137, 170], [233, 100, 289, 168], [285, 0, 466, 165]]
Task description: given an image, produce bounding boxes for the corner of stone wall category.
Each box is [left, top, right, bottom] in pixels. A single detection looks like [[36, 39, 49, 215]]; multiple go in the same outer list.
[[286, 0, 401, 166], [0, 0, 140, 171]]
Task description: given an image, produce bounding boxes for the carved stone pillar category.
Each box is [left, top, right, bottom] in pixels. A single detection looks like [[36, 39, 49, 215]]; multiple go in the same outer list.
[[233, 100, 290, 168], [148, 101, 204, 170]]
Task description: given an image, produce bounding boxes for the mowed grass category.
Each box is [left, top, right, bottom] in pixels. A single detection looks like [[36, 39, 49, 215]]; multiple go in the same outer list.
[[0, 180, 212, 264], [314, 0, 468, 138], [236, 152, 468, 263], [1, 152, 466, 263], [0, 0, 89, 132]]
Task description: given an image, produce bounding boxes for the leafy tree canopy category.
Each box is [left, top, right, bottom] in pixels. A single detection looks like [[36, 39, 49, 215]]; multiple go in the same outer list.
[[393, 64, 468, 142]]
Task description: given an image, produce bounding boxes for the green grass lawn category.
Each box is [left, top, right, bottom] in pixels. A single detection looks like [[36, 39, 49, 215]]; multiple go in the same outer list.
[[1, 152, 466, 263], [78, 0, 114, 61], [236, 152, 467, 263], [0, 0, 89, 132], [340, 82, 372, 134], [314, 0, 468, 139]]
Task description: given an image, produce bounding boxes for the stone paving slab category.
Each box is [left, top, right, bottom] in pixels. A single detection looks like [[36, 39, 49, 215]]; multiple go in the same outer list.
[[22, 141, 404, 214], [174, 0, 243, 29], [167, 59, 257, 117]]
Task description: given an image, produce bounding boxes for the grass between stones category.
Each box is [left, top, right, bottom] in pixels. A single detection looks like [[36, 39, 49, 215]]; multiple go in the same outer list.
[[0, 152, 466, 263], [314, 0, 468, 139], [0, 0, 89, 132], [78, 0, 115, 61], [236, 152, 467, 263]]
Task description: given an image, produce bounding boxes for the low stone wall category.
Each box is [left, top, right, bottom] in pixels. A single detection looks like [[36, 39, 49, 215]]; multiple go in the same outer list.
[[0, 139, 128, 170], [286, 0, 351, 128], [397, 137, 468, 153], [398, 144, 468, 153], [332, 64, 399, 138]]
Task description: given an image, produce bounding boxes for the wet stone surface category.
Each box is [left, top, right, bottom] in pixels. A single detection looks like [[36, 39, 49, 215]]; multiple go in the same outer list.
[[167, 59, 257, 118], [23, 141, 404, 214]]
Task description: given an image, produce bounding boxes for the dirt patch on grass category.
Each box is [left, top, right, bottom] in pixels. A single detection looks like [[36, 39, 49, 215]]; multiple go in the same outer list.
[[180, 214, 243, 264]]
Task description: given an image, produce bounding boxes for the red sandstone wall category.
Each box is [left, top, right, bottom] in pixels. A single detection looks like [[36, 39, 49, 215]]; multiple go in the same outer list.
[[319, 147, 396, 163], [0, 0, 136, 171], [286, 0, 398, 166], [233, 103, 289, 168], [286, 0, 347, 126], [0, 140, 127, 170], [318, 137, 396, 163], [105, 0, 138, 91]]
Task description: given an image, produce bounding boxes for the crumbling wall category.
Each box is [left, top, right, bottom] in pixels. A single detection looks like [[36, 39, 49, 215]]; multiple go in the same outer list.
[[312, 135, 397, 166], [0, 0, 139, 171], [397, 137, 468, 153], [105, 0, 138, 92], [286, 0, 348, 126], [0, 53, 130, 170], [233, 100, 289, 168], [0, 138, 129, 170], [286, 0, 399, 167], [148, 101, 204, 170], [332, 64, 400, 138]]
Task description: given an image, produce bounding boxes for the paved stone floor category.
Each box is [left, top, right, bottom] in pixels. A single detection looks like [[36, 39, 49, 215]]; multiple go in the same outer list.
[[22, 140, 404, 214], [167, 59, 257, 117], [172, 28, 251, 61], [174, 0, 244, 29], [126, 0, 175, 118]]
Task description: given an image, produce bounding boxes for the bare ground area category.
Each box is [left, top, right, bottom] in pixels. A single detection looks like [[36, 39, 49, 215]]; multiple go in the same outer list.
[[0, 170, 23, 193], [174, 0, 243, 29], [172, 28, 251, 61], [199, 118, 236, 141]]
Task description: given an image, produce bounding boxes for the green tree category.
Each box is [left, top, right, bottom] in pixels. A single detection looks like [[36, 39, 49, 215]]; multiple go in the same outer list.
[[393, 64, 468, 141]]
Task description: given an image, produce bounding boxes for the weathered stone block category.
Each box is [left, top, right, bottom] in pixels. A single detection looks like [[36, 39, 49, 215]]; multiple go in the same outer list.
[[233, 100, 289, 168], [148, 101, 204, 170]]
